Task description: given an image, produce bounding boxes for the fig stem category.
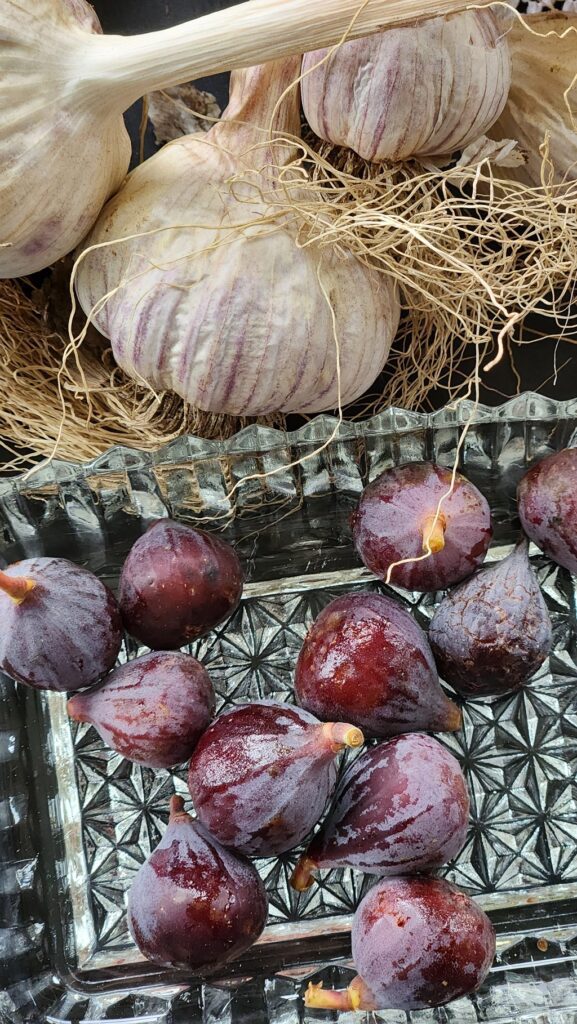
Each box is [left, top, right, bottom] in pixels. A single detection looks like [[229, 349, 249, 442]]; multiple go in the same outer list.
[[0, 570, 36, 605], [290, 855, 317, 892], [422, 513, 446, 555], [445, 700, 463, 732], [304, 982, 360, 1011], [169, 794, 188, 820], [325, 722, 365, 751], [66, 696, 88, 723]]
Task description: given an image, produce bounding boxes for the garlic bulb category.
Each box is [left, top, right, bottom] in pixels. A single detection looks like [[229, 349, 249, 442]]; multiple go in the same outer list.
[[74, 58, 400, 417], [0, 0, 490, 279], [0, 0, 130, 278], [490, 12, 577, 187], [301, 11, 511, 162]]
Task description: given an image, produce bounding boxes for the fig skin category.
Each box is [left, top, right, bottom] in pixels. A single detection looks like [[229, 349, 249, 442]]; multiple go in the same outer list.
[[429, 540, 552, 699], [119, 519, 244, 649], [517, 448, 577, 574], [294, 591, 461, 737], [187, 699, 364, 857], [0, 557, 122, 692], [128, 795, 268, 972], [291, 733, 469, 890], [305, 877, 495, 1011], [67, 650, 215, 768], [352, 462, 492, 592]]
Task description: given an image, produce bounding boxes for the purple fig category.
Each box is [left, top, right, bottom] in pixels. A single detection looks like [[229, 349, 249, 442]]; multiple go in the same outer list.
[[187, 699, 364, 857], [429, 540, 552, 699], [0, 557, 122, 691], [294, 591, 461, 737], [119, 519, 243, 649], [518, 448, 577, 573], [305, 877, 495, 1011], [352, 462, 492, 592], [67, 650, 215, 768], [291, 733, 469, 890], [128, 795, 268, 971]]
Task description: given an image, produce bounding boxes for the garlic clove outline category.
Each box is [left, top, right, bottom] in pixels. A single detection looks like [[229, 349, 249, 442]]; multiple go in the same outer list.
[[301, 11, 511, 163]]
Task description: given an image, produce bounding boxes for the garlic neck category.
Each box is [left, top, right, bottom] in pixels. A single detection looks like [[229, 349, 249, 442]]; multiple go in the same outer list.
[[221, 58, 302, 138], [211, 57, 302, 172]]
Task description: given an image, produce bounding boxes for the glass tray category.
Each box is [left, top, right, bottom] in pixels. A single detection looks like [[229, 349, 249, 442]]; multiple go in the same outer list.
[[3, 392, 577, 1024]]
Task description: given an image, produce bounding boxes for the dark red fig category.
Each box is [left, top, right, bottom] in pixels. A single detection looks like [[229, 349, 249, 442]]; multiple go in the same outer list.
[[429, 540, 552, 699], [305, 877, 495, 1011], [119, 519, 243, 649], [67, 650, 215, 768], [352, 462, 492, 592], [291, 733, 469, 890], [128, 795, 268, 971], [187, 699, 364, 856], [0, 557, 122, 692], [518, 448, 577, 574], [294, 591, 461, 737]]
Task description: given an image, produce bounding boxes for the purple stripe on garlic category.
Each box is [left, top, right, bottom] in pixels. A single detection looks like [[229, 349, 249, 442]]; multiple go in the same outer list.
[[301, 11, 511, 163], [74, 57, 400, 417]]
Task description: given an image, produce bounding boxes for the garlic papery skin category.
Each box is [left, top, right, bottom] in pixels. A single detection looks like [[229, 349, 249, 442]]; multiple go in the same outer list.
[[1, 0, 499, 279], [74, 58, 400, 417], [301, 11, 511, 163], [490, 12, 577, 187], [0, 0, 131, 278]]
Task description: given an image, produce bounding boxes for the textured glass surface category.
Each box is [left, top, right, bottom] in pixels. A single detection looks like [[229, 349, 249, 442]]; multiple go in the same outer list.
[[2, 393, 577, 1023]]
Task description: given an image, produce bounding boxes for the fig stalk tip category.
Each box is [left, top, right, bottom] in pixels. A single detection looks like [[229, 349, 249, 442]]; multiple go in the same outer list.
[[290, 856, 317, 892], [422, 513, 446, 555], [326, 722, 365, 750], [304, 981, 358, 1010], [169, 794, 187, 820], [446, 700, 463, 732], [0, 570, 36, 605]]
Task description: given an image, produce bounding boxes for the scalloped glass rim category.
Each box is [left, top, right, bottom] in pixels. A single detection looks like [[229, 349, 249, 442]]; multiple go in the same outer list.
[[4, 391, 576, 488]]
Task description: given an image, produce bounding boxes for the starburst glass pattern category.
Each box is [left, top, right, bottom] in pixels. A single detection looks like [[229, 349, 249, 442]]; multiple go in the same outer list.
[[62, 547, 577, 964]]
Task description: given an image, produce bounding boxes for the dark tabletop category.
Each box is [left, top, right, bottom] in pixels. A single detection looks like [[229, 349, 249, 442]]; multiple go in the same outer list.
[[91, 0, 577, 408]]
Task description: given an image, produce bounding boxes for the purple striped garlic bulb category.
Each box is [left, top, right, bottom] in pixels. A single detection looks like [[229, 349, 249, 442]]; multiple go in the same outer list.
[[301, 11, 511, 163], [74, 57, 399, 416]]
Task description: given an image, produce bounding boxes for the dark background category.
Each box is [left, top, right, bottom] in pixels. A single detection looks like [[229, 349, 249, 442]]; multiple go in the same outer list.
[[90, 0, 577, 407]]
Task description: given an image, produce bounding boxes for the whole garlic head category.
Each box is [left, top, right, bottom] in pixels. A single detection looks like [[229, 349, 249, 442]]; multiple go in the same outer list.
[[75, 58, 400, 417], [0, 0, 131, 278], [301, 11, 511, 162]]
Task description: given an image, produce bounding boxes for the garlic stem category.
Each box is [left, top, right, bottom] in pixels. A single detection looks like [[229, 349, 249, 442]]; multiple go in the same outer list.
[[87, 0, 496, 112]]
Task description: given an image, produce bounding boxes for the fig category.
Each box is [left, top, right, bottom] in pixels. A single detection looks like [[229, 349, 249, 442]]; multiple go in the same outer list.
[[352, 462, 492, 592], [128, 795, 268, 971], [294, 591, 461, 737], [119, 519, 243, 650], [517, 448, 577, 574], [429, 540, 552, 699], [291, 733, 469, 890], [0, 557, 122, 691], [67, 650, 215, 768], [305, 877, 495, 1011], [187, 699, 364, 856]]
